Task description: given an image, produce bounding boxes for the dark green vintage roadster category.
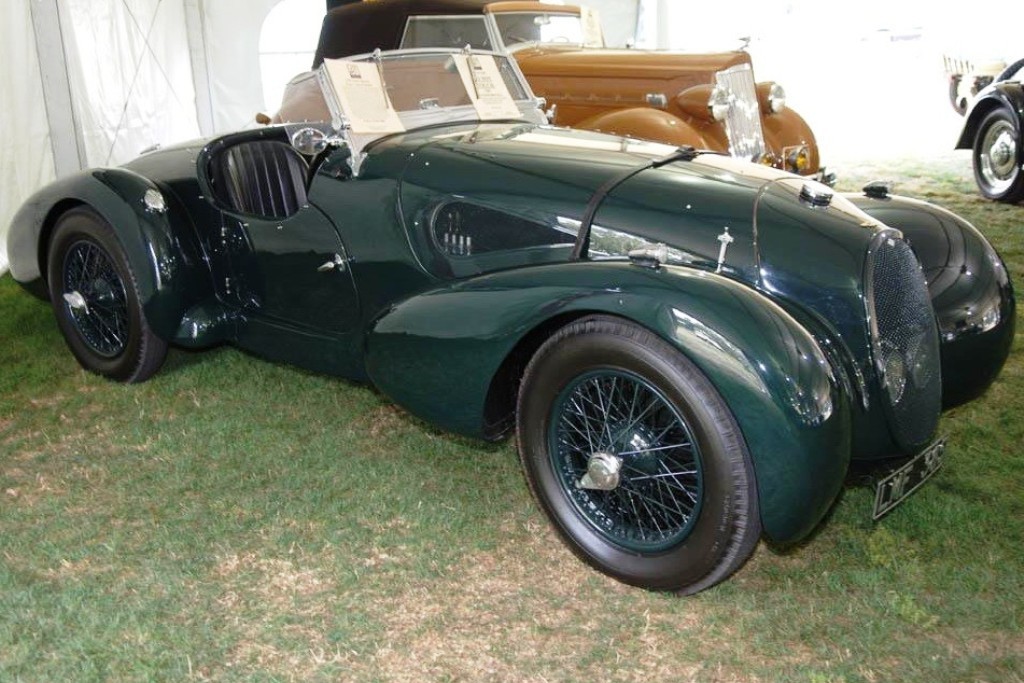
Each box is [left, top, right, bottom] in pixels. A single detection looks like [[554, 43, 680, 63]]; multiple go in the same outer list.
[[6, 49, 1014, 593]]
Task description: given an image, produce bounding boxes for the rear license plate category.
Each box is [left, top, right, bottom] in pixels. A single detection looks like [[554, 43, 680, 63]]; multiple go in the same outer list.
[[872, 439, 946, 520]]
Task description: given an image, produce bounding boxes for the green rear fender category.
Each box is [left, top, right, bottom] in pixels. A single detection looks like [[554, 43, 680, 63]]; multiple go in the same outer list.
[[366, 262, 852, 544], [8, 168, 212, 342]]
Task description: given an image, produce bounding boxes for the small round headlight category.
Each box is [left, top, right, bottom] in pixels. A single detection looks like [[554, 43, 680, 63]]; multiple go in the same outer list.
[[708, 85, 731, 121], [881, 341, 907, 404], [768, 83, 786, 113], [786, 145, 810, 172]]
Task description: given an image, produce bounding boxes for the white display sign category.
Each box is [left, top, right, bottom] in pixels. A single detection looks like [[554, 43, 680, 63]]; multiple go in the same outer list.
[[320, 58, 405, 135], [453, 54, 521, 121]]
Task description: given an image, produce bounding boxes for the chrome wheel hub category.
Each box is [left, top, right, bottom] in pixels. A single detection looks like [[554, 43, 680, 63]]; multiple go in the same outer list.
[[577, 451, 622, 491], [991, 132, 1014, 166], [63, 290, 89, 313], [980, 121, 1019, 193]]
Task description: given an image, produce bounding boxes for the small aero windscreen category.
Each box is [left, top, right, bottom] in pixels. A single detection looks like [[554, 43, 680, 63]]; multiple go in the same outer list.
[[378, 52, 528, 111], [322, 52, 529, 119]]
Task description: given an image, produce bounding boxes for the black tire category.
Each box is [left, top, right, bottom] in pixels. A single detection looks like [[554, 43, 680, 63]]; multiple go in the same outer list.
[[516, 316, 760, 594], [972, 107, 1024, 203], [47, 207, 168, 382]]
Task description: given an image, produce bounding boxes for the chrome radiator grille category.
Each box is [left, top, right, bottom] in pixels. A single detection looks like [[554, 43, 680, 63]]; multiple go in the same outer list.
[[714, 64, 766, 162], [866, 233, 942, 450]]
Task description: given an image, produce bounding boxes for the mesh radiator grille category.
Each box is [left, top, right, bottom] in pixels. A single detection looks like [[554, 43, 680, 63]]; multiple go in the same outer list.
[[867, 234, 942, 450]]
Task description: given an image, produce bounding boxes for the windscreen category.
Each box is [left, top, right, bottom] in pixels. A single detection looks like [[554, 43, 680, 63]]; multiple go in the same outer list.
[[372, 52, 529, 112], [493, 12, 585, 49], [400, 16, 493, 50]]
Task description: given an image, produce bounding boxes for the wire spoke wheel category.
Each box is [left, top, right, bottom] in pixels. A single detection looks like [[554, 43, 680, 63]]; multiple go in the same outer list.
[[551, 370, 703, 552], [517, 316, 760, 593], [61, 240, 130, 358], [47, 207, 167, 382]]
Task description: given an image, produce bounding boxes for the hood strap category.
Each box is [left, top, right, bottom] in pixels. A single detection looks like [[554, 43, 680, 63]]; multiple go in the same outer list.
[[571, 146, 696, 261]]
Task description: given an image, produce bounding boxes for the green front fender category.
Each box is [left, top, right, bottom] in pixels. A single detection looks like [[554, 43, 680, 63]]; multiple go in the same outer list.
[[367, 262, 851, 544], [6, 168, 211, 342], [849, 192, 1016, 407]]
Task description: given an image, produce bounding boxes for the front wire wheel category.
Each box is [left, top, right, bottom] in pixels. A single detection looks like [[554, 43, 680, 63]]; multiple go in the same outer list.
[[47, 207, 168, 382], [551, 370, 704, 554], [516, 316, 761, 593], [973, 107, 1024, 203]]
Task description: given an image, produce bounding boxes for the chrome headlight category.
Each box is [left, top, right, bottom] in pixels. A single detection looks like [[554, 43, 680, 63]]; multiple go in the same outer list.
[[768, 83, 786, 113], [708, 85, 731, 121]]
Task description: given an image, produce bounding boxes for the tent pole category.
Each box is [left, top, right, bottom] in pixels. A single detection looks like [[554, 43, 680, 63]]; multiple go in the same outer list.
[[184, 0, 215, 136], [30, 0, 87, 177]]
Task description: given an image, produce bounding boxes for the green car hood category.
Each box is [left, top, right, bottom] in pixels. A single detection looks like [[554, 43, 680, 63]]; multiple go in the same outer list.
[[391, 123, 882, 287], [393, 123, 762, 270]]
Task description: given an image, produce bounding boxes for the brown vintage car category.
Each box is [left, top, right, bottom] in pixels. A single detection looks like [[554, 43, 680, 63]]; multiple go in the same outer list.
[[314, 0, 828, 179]]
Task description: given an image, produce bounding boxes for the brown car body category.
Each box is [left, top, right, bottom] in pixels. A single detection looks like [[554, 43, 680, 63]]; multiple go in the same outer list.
[[314, 0, 824, 177]]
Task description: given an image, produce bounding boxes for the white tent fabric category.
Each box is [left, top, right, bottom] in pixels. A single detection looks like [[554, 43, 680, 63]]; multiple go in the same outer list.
[[62, 0, 201, 166], [198, 0, 282, 132], [0, 1, 56, 275], [0, 0, 287, 277]]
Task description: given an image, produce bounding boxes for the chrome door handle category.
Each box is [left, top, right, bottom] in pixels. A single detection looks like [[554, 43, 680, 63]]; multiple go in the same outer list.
[[317, 253, 347, 272]]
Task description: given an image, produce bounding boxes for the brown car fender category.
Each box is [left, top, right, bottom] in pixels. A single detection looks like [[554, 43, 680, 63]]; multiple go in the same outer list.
[[574, 107, 711, 149], [756, 89, 821, 171]]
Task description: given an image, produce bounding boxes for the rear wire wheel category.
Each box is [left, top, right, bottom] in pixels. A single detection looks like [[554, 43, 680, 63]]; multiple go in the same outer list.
[[47, 207, 167, 382], [516, 316, 761, 593]]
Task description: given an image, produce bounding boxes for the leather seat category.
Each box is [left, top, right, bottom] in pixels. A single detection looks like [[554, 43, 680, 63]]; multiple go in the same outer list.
[[211, 140, 309, 219]]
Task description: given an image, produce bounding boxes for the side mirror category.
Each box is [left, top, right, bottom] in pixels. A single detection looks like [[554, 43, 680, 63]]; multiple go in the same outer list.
[[291, 127, 329, 156]]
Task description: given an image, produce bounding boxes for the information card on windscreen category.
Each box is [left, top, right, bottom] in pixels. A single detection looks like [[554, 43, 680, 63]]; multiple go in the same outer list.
[[453, 54, 521, 121], [320, 59, 405, 135], [580, 7, 604, 48]]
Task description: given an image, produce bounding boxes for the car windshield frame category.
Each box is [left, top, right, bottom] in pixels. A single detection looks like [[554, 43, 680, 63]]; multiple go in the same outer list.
[[317, 48, 544, 161]]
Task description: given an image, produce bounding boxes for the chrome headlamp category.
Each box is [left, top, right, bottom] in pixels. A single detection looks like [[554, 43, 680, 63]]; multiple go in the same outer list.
[[768, 83, 786, 113], [708, 85, 731, 121]]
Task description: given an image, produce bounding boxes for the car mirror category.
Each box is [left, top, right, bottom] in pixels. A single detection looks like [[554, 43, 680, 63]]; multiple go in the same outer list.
[[291, 127, 335, 156]]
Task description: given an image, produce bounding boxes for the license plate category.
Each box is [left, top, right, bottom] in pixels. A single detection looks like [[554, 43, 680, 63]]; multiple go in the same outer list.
[[872, 439, 946, 520]]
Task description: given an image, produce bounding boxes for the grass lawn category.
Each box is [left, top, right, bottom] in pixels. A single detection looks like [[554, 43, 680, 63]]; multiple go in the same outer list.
[[1, 156, 1021, 682]]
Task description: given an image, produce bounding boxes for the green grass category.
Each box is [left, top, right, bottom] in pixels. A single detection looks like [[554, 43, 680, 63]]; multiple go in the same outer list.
[[2, 157, 1022, 682]]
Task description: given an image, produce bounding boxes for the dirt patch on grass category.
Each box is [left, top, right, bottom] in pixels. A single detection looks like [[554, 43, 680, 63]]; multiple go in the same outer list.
[[28, 393, 67, 409], [191, 523, 760, 682], [1, 470, 68, 506], [201, 550, 356, 678], [358, 519, 741, 683], [367, 404, 415, 438], [212, 552, 328, 605]]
